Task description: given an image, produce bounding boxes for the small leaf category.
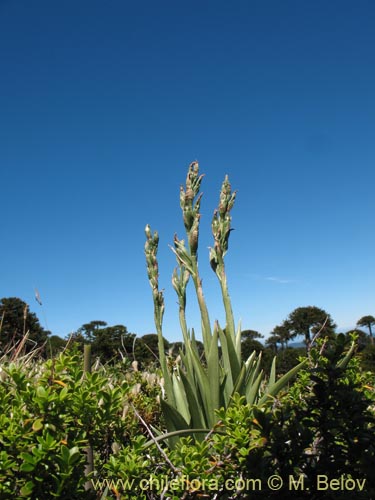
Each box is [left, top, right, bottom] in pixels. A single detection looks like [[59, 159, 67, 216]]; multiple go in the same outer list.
[[20, 462, 35, 472], [20, 452, 35, 464], [32, 418, 44, 432], [20, 481, 34, 496], [60, 445, 70, 462], [36, 386, 47, 399], [59, 386, 69, 400], [20, 453, 36, 472]]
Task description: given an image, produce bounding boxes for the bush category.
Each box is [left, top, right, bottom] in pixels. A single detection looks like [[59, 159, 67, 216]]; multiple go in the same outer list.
[[0, 352, 131, 499], [1, 334, 374, 499], [237, 335, 375, 499]]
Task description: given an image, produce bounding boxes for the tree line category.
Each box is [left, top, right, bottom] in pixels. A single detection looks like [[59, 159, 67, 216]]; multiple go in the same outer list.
[[1, 297, 374, 371]]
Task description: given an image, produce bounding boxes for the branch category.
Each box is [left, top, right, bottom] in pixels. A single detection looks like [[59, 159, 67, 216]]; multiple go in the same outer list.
[[131, 403, 179, 475]]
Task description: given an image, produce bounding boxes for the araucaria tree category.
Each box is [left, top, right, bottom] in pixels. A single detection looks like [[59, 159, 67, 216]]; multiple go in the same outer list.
[[278, 306, 336, 350], [77, 320, 136, 362], [357, 315, 375, 345]]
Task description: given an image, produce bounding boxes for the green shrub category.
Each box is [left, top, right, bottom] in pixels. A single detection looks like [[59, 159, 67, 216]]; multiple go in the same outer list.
[[0, 352, 131, 499], [235, 335, 375, 499]]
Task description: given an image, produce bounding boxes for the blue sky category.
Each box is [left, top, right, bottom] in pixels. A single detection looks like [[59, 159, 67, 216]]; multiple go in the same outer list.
[[1, 0, 374, 342]]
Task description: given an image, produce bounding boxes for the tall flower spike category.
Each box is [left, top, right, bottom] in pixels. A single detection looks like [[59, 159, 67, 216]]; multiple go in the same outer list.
[[180, 162, 204, 233], [144, 225, 165, 328], [212, 176, 237, 259], [144, 163, 307, 446]]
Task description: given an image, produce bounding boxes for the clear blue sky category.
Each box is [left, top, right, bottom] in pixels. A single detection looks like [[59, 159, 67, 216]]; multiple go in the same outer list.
[[1, 0, 374, 342]]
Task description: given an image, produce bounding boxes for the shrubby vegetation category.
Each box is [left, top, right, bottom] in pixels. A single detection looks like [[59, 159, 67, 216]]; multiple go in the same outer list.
[[1, 164, 374, 499], [1, 334, 374, 499]]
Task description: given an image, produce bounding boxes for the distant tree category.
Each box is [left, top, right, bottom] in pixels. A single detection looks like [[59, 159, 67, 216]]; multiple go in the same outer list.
[[241, 329, 263, 341], [47, 335, 66, 357], [276, 347, 306, 374], [134, 333, 170, 367], [65, 331, 86, 352], [241, 330, 264, 359], [284, 306, 336, 349], [170, 340, 205, 359], [0, 297, 49, 353], [265, 334, 280, 354], [170, 341, 184, 356], [360, 343, 375, 372], [357, 315, 375, 345], [92, 325, 135, 361], [270, 323, 293, 350], [78, 320, 108, 342], [77, 321, 135, 362]]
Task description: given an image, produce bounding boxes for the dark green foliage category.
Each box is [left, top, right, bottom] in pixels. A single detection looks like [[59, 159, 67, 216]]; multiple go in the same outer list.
[[78, 321, 108, 342], [270, 323, 293, 349], [357, 315, 375, 344], [265, 334, 279, 353], [345, 328, 370, 351], [91, 325, 134, 362], [72, 321, 173, 367], [277, 306, 337, 349], [360, 343, 375, 372], [134, 333, 170, 368], [241, 338, 264, 360], [170, 340, 205, 359], [77, 321, 136, 363], [47, 335, 66, 357], [274, 346, 305, 374], [239, 334, 375, 499], [240, 330, 263, 341], [66, 331, 86, 351], [241, 330, 264, 360], [0, 297, 49, 354], [258, 346, 305, 375]]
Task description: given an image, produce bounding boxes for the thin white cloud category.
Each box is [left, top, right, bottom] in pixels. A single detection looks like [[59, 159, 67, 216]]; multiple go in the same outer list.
[[240, 273, 297, 284], [265, 276, 294, 284]]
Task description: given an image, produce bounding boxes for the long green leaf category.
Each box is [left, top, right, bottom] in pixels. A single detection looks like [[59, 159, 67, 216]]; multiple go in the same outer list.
[[218, 326, 234, 398], [269, 356, 276, 386], [179, 369, 207, 429], [160, 399, 189, 448], [172, 372, 190, 424], [207, 327, 220, 412], [245, 351, 263, 397], [231, 362, 246, 396], [223, 324, 241, 382], [187, 342, 215, 427], [244, 351, 258, 381], [235, 320, 242, 360], [220, 373, 228, 408], [160, 399, 189, 431], [259, 359, 307, 405], [246, 371, 264, 405]]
